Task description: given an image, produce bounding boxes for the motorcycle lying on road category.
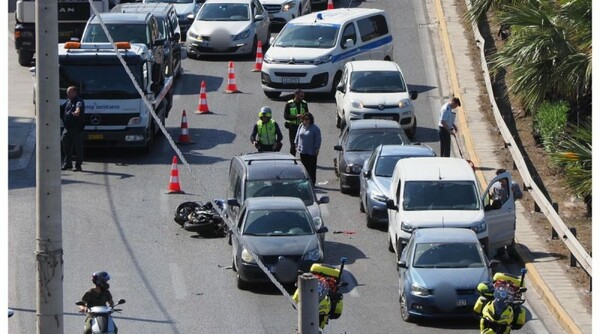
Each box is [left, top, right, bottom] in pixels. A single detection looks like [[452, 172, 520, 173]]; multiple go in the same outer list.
[[474, 268, 527, 334], [293, 257, 348, 331], [174, 201, 227, 237], [76, 299, 126, 334]]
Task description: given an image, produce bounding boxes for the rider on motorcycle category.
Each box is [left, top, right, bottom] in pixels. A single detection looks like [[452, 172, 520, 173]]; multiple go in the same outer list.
[[78, 271, 116, 334]]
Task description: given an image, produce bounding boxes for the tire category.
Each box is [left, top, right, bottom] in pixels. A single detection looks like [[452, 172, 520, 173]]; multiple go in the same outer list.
[[359, 196, 365, 213], [250, 36, 258, 58], [507, 239, 518, 259], [400, 292, 414, 322], [336, 113, 342, 129], [330, 72, 342, 96], [366, 211, 377, 229], [406, 117, 417, 139], [388, 235, 395, 253], [232, 256, 237, 272], [18, 51, 33, 67], [339, 178, 349, 194], [396, 238, 404, 264], [264, 90, 281, 99], [174, 202, 201, 226], [236, 274, 249, 290]]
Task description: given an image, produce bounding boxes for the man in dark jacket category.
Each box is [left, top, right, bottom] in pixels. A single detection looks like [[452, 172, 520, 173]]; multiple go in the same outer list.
[[60, 86, 85, 171]]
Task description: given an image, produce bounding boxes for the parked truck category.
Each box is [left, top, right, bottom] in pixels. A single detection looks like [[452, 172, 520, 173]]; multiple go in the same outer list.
[[14, 0, 113, 66], [57, 40, 173, 151]]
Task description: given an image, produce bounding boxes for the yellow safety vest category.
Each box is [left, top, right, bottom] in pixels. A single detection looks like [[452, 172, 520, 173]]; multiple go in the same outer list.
[[287, 100, 307, 125], [257, 120, 276, 145]]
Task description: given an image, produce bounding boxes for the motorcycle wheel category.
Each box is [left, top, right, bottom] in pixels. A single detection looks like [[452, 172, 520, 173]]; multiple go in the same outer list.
[[174, 202, 202, 226], [399, 292, 414, 322]]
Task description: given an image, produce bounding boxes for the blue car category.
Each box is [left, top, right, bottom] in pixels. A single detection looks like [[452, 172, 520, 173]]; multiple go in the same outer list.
[[398, 228, 499, 321], [359, 144, 435, 228]]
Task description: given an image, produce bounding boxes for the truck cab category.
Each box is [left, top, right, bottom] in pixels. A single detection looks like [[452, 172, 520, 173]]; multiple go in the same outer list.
[[57, 41, 173, 151]]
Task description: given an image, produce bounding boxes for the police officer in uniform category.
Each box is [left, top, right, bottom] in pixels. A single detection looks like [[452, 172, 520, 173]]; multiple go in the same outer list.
[[283, 89, 309, 155], [61, 86, 86, 171], [250, 106, 283, 152]]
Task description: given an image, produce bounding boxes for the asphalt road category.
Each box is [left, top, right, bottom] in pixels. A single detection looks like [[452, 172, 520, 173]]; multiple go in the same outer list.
[[8, 0, 556, 333]]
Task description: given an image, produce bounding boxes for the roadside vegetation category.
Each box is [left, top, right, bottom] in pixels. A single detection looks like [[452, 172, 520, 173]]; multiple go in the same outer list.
[[465, 0, 592, 212]]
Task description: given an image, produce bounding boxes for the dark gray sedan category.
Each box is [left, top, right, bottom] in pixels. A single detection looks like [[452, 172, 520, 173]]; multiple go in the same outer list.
[[231, 197, 328, 290], [334, 120, 410, 194]]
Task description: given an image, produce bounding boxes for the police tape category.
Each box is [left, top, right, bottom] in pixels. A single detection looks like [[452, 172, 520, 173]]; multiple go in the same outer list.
[[87, 0, 299, 310]]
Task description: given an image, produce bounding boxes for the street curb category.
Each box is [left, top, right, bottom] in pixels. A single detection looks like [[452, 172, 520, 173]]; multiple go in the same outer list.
[[433, 0, 581, 333]]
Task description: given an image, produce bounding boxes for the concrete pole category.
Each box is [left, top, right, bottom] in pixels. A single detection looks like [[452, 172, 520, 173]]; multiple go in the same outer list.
[[298, 273, 319, 334], [35, 0, 63, 333]]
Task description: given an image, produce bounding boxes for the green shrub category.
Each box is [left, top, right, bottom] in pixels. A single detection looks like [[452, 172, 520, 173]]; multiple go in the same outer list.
[[533, 101, 569, 152]]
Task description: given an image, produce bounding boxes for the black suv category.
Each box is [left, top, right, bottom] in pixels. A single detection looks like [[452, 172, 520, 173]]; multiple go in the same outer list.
[[111, 2, 182, 78]]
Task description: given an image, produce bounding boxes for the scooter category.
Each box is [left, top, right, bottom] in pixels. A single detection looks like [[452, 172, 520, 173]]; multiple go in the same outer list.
[[474, 269, 527, 333], [293, 257, 348, 330], [76, 299, 125, 334]]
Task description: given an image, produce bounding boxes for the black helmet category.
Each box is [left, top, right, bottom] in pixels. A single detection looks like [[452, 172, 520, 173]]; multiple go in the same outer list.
[[258, 106, 272, 118], [92, 271, 111, 289]]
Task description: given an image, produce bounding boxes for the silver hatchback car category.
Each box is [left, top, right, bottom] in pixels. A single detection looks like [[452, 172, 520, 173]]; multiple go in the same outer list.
[[359, 144, 435, 228]]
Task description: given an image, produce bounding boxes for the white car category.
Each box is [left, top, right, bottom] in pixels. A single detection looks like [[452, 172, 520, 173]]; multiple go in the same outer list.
[[186, 0, 271, 57], [260, 0, 311, 28], [335, 60, 419, 138]]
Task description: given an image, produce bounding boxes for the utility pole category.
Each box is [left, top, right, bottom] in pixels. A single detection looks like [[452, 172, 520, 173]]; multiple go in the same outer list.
[[297, 273, 319, 334], [35, 0, 63, 333]]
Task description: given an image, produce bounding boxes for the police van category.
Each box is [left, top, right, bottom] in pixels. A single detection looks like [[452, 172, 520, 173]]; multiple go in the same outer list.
[[261, 8, 393, 98]]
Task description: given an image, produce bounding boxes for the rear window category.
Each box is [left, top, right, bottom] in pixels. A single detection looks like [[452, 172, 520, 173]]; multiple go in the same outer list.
[[346, 129, 405, 151], [243, 209, 314, 236], [350, 70, 406, 93], [413, 242, 484, 268], [402, 181, 480, 210], [245, 179, 314, 206]]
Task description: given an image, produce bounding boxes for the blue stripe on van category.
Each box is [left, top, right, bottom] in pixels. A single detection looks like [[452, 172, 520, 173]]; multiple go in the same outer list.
[[331, 35, 393, 63]]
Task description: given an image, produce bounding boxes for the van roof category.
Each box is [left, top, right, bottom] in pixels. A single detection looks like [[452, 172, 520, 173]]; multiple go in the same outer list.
[[395, 157, 476, 181], [111, 3, 174, 16], [413, 227, 479, 243], [89, 12, 154, 24], [290, 8, 385, 25]]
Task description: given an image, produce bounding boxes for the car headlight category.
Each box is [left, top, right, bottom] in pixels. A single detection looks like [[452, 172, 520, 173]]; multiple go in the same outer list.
[[303, 248, 322, 261], [313, 54, 332, 65], [263, 54, 273, 64], [241, 249, 256, 264], [233, 30, 250, 41], [350, 100, 363, 109], [345, 164, 362, 174], [370, 191, 387, 202], [411, 284, 430, 297], [188, 31, 200, 40], [471, 221, 487, 234], [400, 221, 416, 233], [398, 99, 411, 109], [282, 1, 296, 11], [127, 117, 142, 126]]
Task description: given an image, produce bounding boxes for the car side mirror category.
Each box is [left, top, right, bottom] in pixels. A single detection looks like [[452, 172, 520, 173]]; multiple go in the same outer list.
[[386, 199, 398, 211], [318, 196, 330, 204], [397, 260, 407, 269], [154, 38, 166, 46], [343, 38, 354, 48], [227, 198, 240, 207], [409, 90, 418, 100], [270, 36, 275, 45], [489, 259, 501, 268], [255, 14, 264, 21], [362, 169, 371, 178], [336, 82, 345, 93], [172, 32, 181, 41], [317, 226, 329, 234], [333, 145, 342, 151]]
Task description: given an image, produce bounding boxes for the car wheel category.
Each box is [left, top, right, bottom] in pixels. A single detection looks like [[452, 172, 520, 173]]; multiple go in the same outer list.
[[406, 118, 417, 139], [237, 274, 249, 290], [507, 239, 518, 259], [250, 36, 258, 58], [396, 238, 404, 264], [330, 71, 342, 96], [366, 211, 377, 229], [336, 113, 342, 129], [388, 235, 395, 253], [400, 292, 414, 322], [359, 196, 365, 213], [18, 51, 34, 67], [339, 178, 349, 194], [264, 90, 281, 99]]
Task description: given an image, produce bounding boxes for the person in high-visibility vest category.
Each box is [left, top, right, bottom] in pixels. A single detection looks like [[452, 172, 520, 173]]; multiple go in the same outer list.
[[250, 106, 283, 152], [283, 89, 309, 156]]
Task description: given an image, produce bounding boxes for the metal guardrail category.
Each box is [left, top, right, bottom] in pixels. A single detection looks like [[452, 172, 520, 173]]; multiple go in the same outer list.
[[465, 2, 592, 276]]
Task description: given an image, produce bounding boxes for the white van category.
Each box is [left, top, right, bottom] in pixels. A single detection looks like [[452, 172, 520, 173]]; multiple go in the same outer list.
[[261, 8, 393, 98], [386, 157, 516, 261]]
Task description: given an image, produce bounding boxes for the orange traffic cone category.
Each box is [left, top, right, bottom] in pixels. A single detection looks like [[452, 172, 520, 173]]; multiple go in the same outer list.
[[166, 155, 185, 194], [196, 81, 212, 114], [252, 40, 263, 72], [176, 110, 194, 144], [327, 0, 334, 10], [225, 61, 241, 93]]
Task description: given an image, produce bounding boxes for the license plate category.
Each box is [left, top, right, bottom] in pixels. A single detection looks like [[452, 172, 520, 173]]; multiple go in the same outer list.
[[282, 77, 299, 84], [456, 299, 467, 306], [87, 134, 104, 140], [371, 116, 394, 120]]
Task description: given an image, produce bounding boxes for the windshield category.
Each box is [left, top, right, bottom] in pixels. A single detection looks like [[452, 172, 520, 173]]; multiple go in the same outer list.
[[413, 242, 484, 268], [374, 155, 408, 177], [402, 181, 480, 211], [274, 24, 339, 48], [82, 24, 150, 46], [243, 209, 314, 236], [59, 65, 142, 99], [198, 4, 249, 21], [146, 0, 194, 3], [346, 130, 406, 151], [350, 70, 406, 93], [245, 180, 314, 206]]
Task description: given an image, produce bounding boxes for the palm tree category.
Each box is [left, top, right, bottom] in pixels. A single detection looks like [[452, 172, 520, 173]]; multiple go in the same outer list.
[[487, 0, 592, 112]]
